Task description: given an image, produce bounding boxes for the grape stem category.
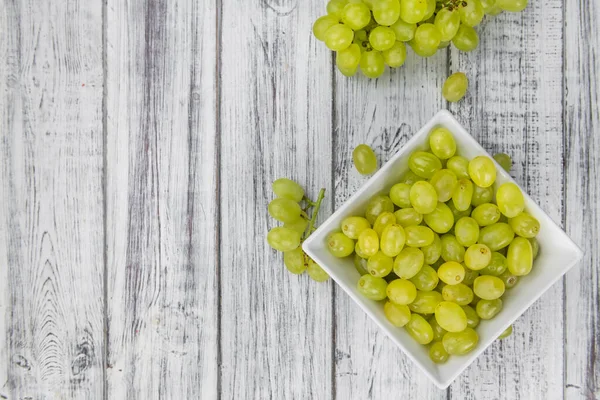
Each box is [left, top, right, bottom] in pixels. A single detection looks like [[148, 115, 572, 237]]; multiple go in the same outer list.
[[304, 188, 326, 239]]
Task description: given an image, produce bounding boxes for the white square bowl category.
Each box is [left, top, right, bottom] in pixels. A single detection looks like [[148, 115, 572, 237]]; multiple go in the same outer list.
[[302, 109, 583, 389]]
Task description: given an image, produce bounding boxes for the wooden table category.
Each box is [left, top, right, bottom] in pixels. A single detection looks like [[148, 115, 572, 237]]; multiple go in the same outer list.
[[1, 0, 598, 399]]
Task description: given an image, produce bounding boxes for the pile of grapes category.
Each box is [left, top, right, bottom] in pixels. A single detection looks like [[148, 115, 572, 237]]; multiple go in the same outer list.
[[313, 0, 528, 78], [327, 128, 539, 363]]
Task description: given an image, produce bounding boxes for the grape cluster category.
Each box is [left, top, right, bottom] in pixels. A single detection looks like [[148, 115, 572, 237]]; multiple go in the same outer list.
[[267, 179, 330, 281], [327, 128, 539, 362], [313, 0, 528, 78]]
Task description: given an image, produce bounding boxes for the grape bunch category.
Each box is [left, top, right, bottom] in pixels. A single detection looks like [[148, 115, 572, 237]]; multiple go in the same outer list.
[[328, 127, 539, 363], [266, 179, 330, 281], [313, 0, 528, 78]]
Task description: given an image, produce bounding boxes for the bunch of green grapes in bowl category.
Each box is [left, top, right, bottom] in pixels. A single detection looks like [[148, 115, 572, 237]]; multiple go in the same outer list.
[[326, 128, 538, 363], [313, 0, 528, 78]]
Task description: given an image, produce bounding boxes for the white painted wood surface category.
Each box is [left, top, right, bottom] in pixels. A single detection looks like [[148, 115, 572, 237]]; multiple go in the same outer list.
[[0, 0, 599, 399]]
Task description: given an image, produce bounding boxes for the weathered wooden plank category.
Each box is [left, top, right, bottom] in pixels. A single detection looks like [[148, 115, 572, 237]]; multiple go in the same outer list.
[[447, 2, 565, 399], [563, 0, 600, 398], [105, 0, 218, 398], [333, 56, 448, 397], [0, 0, 105, 398], [219, 1, 334, 398]]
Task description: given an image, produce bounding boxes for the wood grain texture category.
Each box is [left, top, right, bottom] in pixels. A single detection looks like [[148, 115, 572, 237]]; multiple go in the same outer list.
[[105, 0, 218, 398], [563, 0, 600, 398], [0, 0, 105, 398], [333, 56, 448, 398], [219, 0, 334, 398], [447, 2, 566, 399]]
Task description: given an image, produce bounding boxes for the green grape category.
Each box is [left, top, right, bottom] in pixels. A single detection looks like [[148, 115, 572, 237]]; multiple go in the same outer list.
[[284, 247, 306, 274], [429, 169, 458, 202], [387, 278, 418, 305], [365, 195, 395, 224], [369, 26, 397, 51], [368, 251, 394, 277], [462, 305, 480, 328], [272, 178, 304, 202], [459, 0, 485, 27], [410, 265, 439, 291], [435, 301, 468, 332], [313, 15, 341, 41], [454, 216, 479, 247], [354, 29, 369, 43], [381, 224, 406, 257], [324, 24, 354, 51], [409, 181, 439, 214], [434, 8, 461, 42], [390, 18, 416, 41], [452, 24, 479, 52], [412, 23, 442, 52], [409, 151, 443, 179], [406, 314, 434, 344], [373, 0, 401, 25], [268, 198, 302, 223], [476, 298, 503, 319], [358, 228, 380, 257], [496, 183, 525, 218], [443, 327, 479, 355], [471, 203, 501, 227], [357, 274, 388, 300], [507, 236, 533, 276], [421, 233, 442, 264], [373, 211, 397, 236], [400, 0, 428, 24], [429, 128, 457, 160], [337, 65, 359, 77], [382, 41, 407, 67], [440, 234, 466, 263], [307, 259, 330, 282], [393, 247, 425, 279], [471, 184, 494, 206], [423, 0, 437, 20], [390, 183, 412, 208], [405, 225, 435, 247], [360, 50, 386, 78], [429, 341, 449, 364], [468, 156, 496, 188], [429, 317, 448, 341], [267, 227, 301, 252], [443, 72, 469, 102], [284, 218, 309, 235], [337, 44, 362, 75], [384, 301, 412, 327], [409, 290, 443, 314], [354, 252, 369, 275], [448, 201, 472, 222], [493, 153, 512, 172], [342, 2, 371, 30], [438, 261, 465, 285], [400, 170, 425, 185], [473, 275, 505, 300], [496, 0, 527, 12], [499, 270, 519, 289], [509, 212, 540, 238], [480, 251, 507, 276], [442, 283, 474, 305], [327, 231, 355, 257], [352, 143, 378, 175], [498, 325, 513, 339], [462, 266, 479, 286], [327, 0, 349, 17], [447, 156, 470, 179], [529, 237, 540, 260], [342, 216, 371, 239], [394, 208, 423, 227], [478, 223, 515, 251], [424, 203, 455, 234], [409, 40, 438, 57]]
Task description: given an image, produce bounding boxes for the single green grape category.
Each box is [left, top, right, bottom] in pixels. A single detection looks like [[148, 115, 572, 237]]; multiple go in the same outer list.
[[357, 274, 388, 300], [429, 341, 449, 364], [447, 156, 470, 179], [499, 270, 519, 289], [473, 275, 505, 300], [496, 0, 527, 12], [409, 40, 438, 57], [498, 325, 513, 339], [326, 0, 348, 18], [478, 223, 515, 251], [353, 143, 378, 175], [468, 156, 496, 188], [354, 252, 369, 275], [443, 72, 469, 102], [462, 305, 480, 328], [390, 18, 416, 41], [384, 301, 412, 327], [409, 290, 443, 314], [400, 0, 428, 24], [442, 283, 474, 305], [476, 298, 503, 319], [509, 212, 540, 238], [529, 237, 540, 260], [409, 151, 443, 179], [358, 228, 380, 257], [336, 44, 362, 75], [405, 314, 434, 344], [284, 247, 306, 274], [394, 208, 423, 227], [412, 23, 442, 52], [440, 234, 466, 263], [421, 233, 442, 265], [480, 251, 508, 276], [307, 259, 330, 282], [409, 181, 439, 214], [429, 128, 457, 160], [435, 301, 468, 332], [438, 261, 465, 285], [410, 265, 439, 291], [284, 218, 309, 235], [452, 24, 479, 52], [268, 198, 302, 223], [472, 203, 501, 226], [496, 182, 525, 218], [373, 0, 401, 25], [387, 278, 418, 305], [313, 15, 341, 41], [373, 211, 397, 236], [462, 266, 479, 286], [429, 169, 458, 202], [389, 183, 412, 208], [382, 41, 407, 68], [342, 216, 371, 239], [393, 247, 425, 279], [429, 317, 448, 341], [493, 153, 512, 172], [424, 203, 455, 234], [400, 170, 425, 185], [405, 225, 435, 247], [454, 216, 480, 247], [365, 195, 395, 224], [341, 2, 371, 30], [471, 184, 494, 206], [507, 236, 533, 276], [324, 24, 354, 51], [267, 227, 301, 252], [380, 224, 406, 257], [272, 178, 304, 202], [369, 26, 397, 51], [448, 201, 472, 221], [459, 0, 485, 27], [442, 327, 479, 355], [434, 8, 461, 41], [360, 50, 385, 78], [368, 251, 394, 277], [327, 231, 355, 257]]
